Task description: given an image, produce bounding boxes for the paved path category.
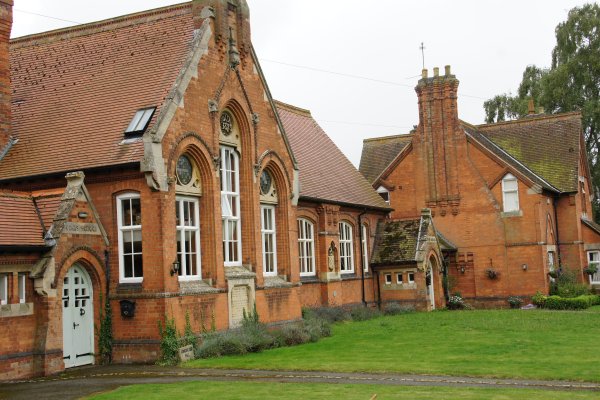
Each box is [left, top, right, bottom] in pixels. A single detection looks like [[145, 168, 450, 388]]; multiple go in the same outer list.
[[1, 364, 599, 399]]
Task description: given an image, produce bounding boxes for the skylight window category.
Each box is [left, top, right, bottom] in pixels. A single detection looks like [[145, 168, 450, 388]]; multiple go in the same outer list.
[[125, 107, 155, 134]]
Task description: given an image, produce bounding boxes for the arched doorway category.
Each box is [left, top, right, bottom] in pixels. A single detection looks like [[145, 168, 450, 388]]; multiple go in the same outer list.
[[426, 256, 437, 310], [62, 264, 94, 368]]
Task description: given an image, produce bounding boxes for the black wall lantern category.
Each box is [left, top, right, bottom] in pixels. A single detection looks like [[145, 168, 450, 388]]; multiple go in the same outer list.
[[170, 259, 180, 276], [119, 299, 136, 318]]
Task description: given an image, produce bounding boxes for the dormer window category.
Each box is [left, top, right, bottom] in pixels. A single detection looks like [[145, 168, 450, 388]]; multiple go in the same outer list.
[[376, 186, 390, 204], [125, 107, 155, 134]]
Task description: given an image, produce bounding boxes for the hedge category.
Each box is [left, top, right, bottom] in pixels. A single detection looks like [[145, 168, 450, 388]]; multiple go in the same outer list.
[[534, 294, 600, 310]]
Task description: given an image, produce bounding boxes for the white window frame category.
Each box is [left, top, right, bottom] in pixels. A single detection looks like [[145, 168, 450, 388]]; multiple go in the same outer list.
[[587, 251, 600, 284], [396, 272, 403, 284], [298, 218, 316, 276], [339, 221, 354, 274], [408, 272, 415, 284], [384, 273, 392, 285], [501, 173, 519, 212], [220, 146, 242, 266], [176, 196, 201, 281], [0, 274, 7, 305], [362, 224, 369, 272], [18, 273, 26, 304], [116, 192, 143, 283], [261, 205, 278, 276]]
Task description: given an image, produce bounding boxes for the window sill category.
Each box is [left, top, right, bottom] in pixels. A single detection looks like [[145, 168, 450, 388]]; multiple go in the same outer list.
[[300, 275, 319, 284], [341, 273, 359, 280], [0, 302, 34, 318], [501, 210, 523, 218]]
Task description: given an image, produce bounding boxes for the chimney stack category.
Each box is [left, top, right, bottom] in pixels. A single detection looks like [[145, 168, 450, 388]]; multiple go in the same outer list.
[[414, 65, 461, 204], [0, 0, 12, 153]]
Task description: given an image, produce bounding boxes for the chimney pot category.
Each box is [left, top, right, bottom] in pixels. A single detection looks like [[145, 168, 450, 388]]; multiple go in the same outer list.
[[421, 69, 428, 79], [433, 67, 439, 77], [445, 65, 451, 76]]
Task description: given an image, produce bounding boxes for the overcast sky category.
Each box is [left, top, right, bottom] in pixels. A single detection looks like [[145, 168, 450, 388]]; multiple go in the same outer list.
[[10, 0, 591, 167]]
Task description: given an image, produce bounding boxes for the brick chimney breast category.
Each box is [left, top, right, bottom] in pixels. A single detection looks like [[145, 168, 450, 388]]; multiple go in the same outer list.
[[0, 0, 12, 154], [414, 66, 461, 204]]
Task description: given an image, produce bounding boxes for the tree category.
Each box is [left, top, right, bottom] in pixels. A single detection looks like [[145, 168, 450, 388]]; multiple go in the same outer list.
[[484, 4, 600, 219]]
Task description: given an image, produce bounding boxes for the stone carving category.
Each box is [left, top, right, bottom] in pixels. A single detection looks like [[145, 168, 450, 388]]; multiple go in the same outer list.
[[328, 243, 335, 272]]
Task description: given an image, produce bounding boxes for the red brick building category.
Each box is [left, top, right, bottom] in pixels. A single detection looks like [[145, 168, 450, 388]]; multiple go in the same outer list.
[[0, 0, 388, 379], [360, 67, 600, 307]]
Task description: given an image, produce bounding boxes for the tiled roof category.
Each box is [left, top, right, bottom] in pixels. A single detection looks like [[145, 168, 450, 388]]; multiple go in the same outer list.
[[477, 112, 582, 193], [359, 134, 412, 184], [582, 218, 600, 236], [462, 123, 558, 192], [370, 218, 421, 265], [0, 191, 45, 246], [276, 102, 390, 211], [0, 3, 195, 180], [33, 189, 64, 230]]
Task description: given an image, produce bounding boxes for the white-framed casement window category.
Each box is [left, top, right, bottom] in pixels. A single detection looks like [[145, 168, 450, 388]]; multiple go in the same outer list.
[[220, 146, 241, 266], [361, 224, 369, 273], [298, 218, 315, 276], [408, 272, 415, 284], [501, 173, 519, 212], [396, 273, 403, 284], [176, 196, 201, 280], [0, 274, 7, 305], [587, 251, 600, 284], [261, 205, 277, 276], [18, 273, 26, 304], [384, 273, 392, 285], [116, 193, 143, 283], [339, 221, 354, 273]]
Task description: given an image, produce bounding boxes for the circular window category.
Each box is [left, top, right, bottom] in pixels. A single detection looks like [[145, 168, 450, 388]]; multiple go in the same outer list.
[[176, 155, 193, 185], [220, 111, 233, 136], [260, 170, 272, 195]]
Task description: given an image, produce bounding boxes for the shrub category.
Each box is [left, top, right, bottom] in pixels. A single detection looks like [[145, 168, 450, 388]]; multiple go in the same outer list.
[[539, 294, 599, 310], [303, 306, 351, 324], [303, 316, 332, 341], [277, 324, 311, 346], [532, 291, 546, 307], [238, 320, 277, 352], [97, 294, 113, 365], [196, 331, 248, 358], [157, 315, 180, 366], [182, 312, 198, 353], [349, 305, 382, 321], [383, 302, 415, 316], [552, 268, 590, 298], [508, 296, 523, 309], [447, 294, 465, 310]]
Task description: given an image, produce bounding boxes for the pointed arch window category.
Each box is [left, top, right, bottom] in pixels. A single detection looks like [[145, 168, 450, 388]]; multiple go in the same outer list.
[[221, 146, 241, 266], [501, 173, 519, 212]]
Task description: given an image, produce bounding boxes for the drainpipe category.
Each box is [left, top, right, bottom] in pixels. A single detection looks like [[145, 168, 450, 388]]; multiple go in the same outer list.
[[552, 196, 562, 270], [358, 209, 368, 306], [375, 270, 382, 310], [104, 249, 110, 298]]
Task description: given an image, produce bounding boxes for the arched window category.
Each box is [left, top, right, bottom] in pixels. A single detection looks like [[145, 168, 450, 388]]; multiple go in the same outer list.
[[339, 221, 354, 274], [261, 204, 277, 276], [298, 218, 315, 276], [221, 146, 241, 266], [501, 173, 519, 212]]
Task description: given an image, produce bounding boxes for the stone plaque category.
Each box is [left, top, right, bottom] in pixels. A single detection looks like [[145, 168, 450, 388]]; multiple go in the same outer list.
[[63, 222, 100, 235], [178, 344, 194, 362]]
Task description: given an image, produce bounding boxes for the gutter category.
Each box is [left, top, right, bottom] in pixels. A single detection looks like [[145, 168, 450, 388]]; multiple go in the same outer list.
[[299, 195, 392, 213]]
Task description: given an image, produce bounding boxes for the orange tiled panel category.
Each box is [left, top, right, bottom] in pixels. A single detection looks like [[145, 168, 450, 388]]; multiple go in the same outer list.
[[276, 102, 389, 210], [0, 3, 195, 180], [0, 191, 45, 246]]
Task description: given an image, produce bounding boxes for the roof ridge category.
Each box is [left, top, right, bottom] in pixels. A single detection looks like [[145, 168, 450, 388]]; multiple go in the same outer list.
[[476, 111, 581, 129], [363, 133, 413, 142], [10, 1, 191, 46], [274, 100, 311, 116]]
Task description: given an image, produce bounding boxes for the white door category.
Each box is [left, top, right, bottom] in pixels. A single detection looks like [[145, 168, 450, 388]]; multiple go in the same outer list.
[[62, 264, 94, 368]]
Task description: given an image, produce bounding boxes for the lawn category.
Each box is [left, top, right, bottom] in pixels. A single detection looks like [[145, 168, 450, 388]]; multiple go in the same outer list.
[[186, 309, 600, 382], [87, 381, 600, 400]]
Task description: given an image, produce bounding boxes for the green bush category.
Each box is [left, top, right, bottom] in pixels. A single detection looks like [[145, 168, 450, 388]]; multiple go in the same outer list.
[[349, 305, 382, 321], [157, 315, 180, 366], [303, 316, 332, 341], [196, 331, 248, 358], [552, 268, 590, 298], [303, 306, 351, 324], [447, 294, 466, 310], [540, 295, 599, 310], [532, 292, 547, 307], [277, 324, 312, 346], [182, 312, 198, 353], [383, 302, 415, 316]]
